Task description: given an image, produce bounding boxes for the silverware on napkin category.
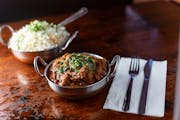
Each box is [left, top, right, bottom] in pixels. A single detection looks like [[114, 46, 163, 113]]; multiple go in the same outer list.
[[138, 59, 153, 114]]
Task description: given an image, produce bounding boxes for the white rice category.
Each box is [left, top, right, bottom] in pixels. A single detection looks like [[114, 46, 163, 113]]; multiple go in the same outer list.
[[8, 20, 70, 52]]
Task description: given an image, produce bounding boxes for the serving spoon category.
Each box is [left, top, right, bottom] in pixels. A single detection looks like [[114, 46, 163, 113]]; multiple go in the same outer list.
[[58, 7, 88, 26]]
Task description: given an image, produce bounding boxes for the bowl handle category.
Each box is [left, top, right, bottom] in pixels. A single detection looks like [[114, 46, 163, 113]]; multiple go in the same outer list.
[[60, 31, 79, 52], [109, 55, 121, 78], [0, 25, 14, 46], [34, 56, 47, 77]]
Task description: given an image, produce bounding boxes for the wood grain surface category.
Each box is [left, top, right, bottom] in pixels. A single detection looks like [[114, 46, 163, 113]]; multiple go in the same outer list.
[[0, 1, 179, 119]]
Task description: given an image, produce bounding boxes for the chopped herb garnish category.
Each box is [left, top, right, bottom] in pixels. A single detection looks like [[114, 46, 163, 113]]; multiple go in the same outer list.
[[57, 67, 64, 74], [60, 61, 64, 65], [27, 20, 56, 32], [57, 66, 68, 74], [57, 53, 96, 74], [70, 67, 75, 72]]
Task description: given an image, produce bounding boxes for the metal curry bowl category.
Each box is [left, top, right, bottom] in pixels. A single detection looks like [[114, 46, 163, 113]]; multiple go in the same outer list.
[[33, 53, 120, 99], [0, 24, 78, 64]]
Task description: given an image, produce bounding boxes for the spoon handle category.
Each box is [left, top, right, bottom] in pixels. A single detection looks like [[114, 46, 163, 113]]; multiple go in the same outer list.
[[58, 7, 88, 26]]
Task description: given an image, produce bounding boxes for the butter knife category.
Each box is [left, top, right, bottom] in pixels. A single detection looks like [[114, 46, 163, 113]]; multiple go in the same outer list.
[[138, 59, 153, 114]]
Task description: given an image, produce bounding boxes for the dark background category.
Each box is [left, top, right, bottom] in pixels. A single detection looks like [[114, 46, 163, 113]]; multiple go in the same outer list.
[[0, 0, 127, 23]]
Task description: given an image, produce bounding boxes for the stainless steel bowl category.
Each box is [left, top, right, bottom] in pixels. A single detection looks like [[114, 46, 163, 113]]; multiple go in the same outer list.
[[33, 53, 120, 99], [0, 24, 78, 64]]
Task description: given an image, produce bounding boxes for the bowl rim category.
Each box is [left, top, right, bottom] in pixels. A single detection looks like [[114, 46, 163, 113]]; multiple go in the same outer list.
[[43, 52, 111, 89]]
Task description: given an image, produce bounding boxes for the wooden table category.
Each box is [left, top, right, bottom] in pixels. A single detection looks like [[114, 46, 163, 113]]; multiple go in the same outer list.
[[0, 1, 179, 119]]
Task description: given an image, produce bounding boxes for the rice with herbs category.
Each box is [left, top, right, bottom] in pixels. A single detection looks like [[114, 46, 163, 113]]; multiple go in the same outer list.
[[8, 20, 70, 52]]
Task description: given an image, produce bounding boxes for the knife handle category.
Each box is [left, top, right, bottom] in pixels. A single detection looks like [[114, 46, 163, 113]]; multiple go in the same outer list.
[[122, 77, 133, 111], [138, 79, 149, 114]]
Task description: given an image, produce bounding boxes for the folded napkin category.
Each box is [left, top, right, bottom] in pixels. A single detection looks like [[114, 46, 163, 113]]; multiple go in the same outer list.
[[103, 57, 167, 117]]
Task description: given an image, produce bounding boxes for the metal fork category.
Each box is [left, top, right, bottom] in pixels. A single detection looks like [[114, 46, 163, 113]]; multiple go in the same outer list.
[[122, 57, 140, 111]]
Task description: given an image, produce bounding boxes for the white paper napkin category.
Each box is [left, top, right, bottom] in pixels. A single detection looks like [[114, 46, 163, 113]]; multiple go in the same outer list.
[[103, 57, 167, 117]]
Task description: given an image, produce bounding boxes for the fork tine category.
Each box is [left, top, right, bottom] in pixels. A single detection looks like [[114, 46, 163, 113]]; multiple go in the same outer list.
[[132, 58, 137, 71], [137, 57, 140, 72], [135, 58, 138, 71], [134, 58, 138, 71], [134, 57, 139, 72], [134, 58, 137, 71], [129, 58, 133, 72]]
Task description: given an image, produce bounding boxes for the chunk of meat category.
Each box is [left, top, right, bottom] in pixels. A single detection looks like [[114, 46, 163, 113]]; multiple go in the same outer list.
[[94, 58, 107, 80], [71, 65, 88, 81]]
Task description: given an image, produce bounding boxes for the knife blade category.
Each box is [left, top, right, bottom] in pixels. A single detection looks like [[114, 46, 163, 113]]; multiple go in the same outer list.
[[138, 59, 153, 115]]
